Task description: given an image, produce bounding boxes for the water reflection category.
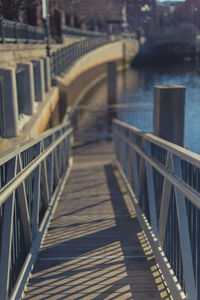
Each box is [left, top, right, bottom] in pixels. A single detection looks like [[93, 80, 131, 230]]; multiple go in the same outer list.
[[118, 63, 200, 154]]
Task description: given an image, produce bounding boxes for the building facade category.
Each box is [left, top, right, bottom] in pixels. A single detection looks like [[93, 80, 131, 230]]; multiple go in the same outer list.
[[174, 0, 200, 30], [1, 0, 157, 35], [117, 0, 156, 34]]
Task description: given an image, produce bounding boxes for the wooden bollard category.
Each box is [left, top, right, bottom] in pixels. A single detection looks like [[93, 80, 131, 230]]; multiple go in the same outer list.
[[154, 85, 185, 147]]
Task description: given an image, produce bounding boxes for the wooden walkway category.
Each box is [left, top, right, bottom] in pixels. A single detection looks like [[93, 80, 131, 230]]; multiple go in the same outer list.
[[23, 139, 166, 300]]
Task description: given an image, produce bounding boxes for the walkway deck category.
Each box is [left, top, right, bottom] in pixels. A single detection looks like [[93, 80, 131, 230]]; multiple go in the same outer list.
[[23, 139, 165, 300]]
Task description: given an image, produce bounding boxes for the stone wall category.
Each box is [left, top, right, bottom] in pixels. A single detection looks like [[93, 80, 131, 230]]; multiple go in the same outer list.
[[0, 39, 138, 152], [0, 39, 79, 68]]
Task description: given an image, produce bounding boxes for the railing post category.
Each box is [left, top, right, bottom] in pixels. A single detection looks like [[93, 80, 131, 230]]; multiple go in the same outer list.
[[154, 85, 185, 146]]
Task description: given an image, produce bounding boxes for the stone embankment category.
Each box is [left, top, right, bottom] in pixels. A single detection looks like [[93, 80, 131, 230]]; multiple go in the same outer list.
[[0, 38, 79, 68], [0, 39, 139, 153]]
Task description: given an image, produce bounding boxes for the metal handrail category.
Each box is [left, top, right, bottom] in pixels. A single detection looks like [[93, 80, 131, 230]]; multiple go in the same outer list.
[[0, 17, 45, 43], [62, 25, 107, 38], [0, 119, 73, 300], [113, 118, 200, 300], [51, 36, 120, 77], [114, 118, 200, 168]]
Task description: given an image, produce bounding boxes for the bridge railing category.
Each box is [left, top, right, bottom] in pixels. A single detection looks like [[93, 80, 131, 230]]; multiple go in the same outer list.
[[51, 36, 116, 77], [113, 118, 200, 300], [0, 118, 73, 300], [0, 17, 45, 43], [62, 25, 107, 39]]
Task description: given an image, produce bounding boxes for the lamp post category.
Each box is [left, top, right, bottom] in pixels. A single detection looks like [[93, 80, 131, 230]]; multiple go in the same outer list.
[[42, 0, 51, 57], [121, 0, 128, 34], [140, 4, 151, 36]]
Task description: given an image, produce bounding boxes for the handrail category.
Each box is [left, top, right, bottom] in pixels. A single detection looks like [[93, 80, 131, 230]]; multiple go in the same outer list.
[[0, 120, 71, 163], [51, 36, 116, 77], [0, 17, 45, 43], [113, 122, 200, 210], [113, 118, 200, 300], [0, 127, 73, 207], [62, 25, 107, 38], [0, 118, 73, 300], [113, 118, 200, 167]]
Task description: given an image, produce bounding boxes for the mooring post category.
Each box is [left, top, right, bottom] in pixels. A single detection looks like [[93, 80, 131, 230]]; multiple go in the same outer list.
[[154, 85, 185, 147]]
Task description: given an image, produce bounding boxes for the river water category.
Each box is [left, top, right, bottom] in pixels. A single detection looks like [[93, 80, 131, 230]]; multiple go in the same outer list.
[[117, 62, 200, 154]]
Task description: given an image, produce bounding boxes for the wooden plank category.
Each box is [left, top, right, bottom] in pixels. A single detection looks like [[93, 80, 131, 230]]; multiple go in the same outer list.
[[23, 140, 165, 300]]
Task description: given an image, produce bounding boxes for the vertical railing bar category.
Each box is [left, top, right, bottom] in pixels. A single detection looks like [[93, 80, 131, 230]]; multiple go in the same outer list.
[[40, 141, 50, 207], [31, 142, 41, 239], [47, 135, 54, 198], [138, 152, 146, 210], [131, 132, 139, 198], [54, 146, 59, 184], [16, 154, 32, 249], [158, 152, 173, 247], [144, 140, 158, 237]]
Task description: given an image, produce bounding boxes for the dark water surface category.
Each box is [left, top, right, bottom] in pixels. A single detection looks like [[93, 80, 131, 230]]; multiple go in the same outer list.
[[118, 63, 200, 154]]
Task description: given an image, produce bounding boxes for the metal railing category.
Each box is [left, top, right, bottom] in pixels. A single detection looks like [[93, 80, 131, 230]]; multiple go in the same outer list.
[[72, 104, 152, 139], [0, 77, 5, 137], [113, 118, 200, 300], [62, 25, 107, 39], [121, 33, 137, 40], [117, 103, 153, 132], [0, 17, 45, 43], [51, 36, 114, 77], [0, 118, 73, 300]]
